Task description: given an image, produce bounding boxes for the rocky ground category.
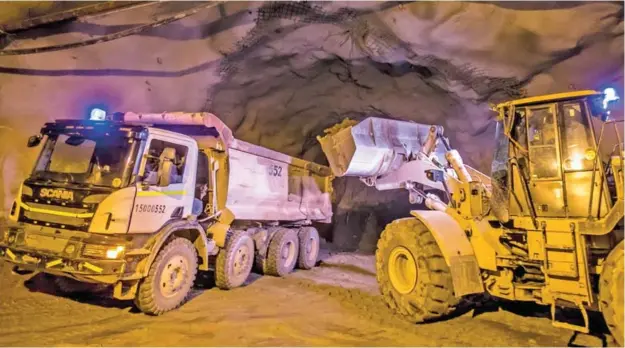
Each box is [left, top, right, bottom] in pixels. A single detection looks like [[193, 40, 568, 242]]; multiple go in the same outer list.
[[0, 245, 616, 347]]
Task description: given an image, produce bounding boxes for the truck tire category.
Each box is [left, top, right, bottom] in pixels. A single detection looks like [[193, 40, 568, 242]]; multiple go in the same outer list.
[[599, 240, 624, 347], [264, 228, 299, 277], [215, 230, 255, 290], [297, 226, 320, 270], [376, 218, 459, 323], [134, 238, 198, 315]]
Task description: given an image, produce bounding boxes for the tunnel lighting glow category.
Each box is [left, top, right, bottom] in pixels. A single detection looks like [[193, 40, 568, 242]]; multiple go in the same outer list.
[[569, 154, 583, 171], [90, 108, 107, 121], [603, 88, 619, 109]]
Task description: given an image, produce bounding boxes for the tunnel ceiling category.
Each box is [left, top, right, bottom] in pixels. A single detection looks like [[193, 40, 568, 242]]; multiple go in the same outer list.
[[0, 1, 623, 249]]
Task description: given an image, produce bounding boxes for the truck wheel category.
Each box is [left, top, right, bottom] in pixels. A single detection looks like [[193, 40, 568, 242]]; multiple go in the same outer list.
[[264, 228, 299, 277], [599, 240, 624, 346], [376, 218, 459, 323], [134, 238, 198, 315], [297, 226, 319, 270], [215, 231, 255, 290]]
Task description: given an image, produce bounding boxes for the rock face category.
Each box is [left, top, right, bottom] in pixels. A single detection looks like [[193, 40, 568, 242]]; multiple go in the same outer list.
[[0, 1, 622, 250]]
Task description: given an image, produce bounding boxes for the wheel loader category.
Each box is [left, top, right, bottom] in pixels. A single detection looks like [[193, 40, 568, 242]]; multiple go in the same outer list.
[[317, 89, 624, 345]]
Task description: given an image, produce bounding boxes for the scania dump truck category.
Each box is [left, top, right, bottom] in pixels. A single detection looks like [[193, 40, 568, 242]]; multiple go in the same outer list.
[[317, 89, 624, 345], [0, 111, 333, 315]]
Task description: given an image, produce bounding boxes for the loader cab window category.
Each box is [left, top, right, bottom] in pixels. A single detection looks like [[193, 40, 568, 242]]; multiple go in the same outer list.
[[143, 140, 188, 185], [560, 101, 595, 171], [512, 109, 528, 149], [526, 106, 561, 179]]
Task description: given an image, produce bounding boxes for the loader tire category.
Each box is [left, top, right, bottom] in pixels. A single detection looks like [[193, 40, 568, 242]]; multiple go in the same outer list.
[[297, 226, 320, 270], [264, 228, 299, 277], [215, 230, 254, 290], [599, 240, 624, 347], [376, 218, 459, 323], [134, 238, 198, 315]]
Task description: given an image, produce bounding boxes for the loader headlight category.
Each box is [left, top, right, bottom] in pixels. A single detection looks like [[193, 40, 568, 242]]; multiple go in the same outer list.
[[105, 246, 125, 259]]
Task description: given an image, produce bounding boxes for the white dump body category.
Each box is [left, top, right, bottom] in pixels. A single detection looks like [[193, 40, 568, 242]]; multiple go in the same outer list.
[[119, 111, 334, 224], [225, 140, 333, 223]]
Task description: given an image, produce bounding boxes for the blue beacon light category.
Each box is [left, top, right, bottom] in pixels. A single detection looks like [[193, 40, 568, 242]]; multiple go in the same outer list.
[[90, 108, 107, 121], [603, 88, 619, 110]]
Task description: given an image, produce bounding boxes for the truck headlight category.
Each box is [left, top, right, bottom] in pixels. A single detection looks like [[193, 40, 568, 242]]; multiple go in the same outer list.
[[105, 246, 125, 259]]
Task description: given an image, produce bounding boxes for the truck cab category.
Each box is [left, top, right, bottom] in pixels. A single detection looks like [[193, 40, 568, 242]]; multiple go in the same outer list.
[[2, 119, 201, 282]]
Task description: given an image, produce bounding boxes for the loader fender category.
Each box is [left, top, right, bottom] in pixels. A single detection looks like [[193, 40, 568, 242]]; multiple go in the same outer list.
[[141, 220, 213, 276], [409, 210, 484, 297]]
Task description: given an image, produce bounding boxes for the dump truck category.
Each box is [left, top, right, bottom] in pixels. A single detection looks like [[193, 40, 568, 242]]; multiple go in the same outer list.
[[317, 90, 624, 345], [0, 111, 333, 315]]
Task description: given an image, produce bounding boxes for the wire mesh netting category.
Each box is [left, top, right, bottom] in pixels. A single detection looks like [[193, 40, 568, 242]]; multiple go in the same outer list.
[[216, 1, 524, 103]]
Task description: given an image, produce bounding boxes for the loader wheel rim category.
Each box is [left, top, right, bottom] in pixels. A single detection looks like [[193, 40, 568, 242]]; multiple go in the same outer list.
[[388, 246, 418, 295], [160, 255, 189, 298], [281, 240, 296, 267]]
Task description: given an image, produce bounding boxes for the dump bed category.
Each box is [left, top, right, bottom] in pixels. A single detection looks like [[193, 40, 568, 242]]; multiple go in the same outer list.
[[225, 139, 334, 223], [119, 111, 334, 223]]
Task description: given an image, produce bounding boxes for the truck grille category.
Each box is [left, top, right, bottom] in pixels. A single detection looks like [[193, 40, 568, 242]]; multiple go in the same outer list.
[[23, 211, 85, 227], [19, 202, 94, 231]]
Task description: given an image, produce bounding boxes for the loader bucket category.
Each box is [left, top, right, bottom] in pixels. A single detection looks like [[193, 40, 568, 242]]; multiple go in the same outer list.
[[317, 117, 446, 178]]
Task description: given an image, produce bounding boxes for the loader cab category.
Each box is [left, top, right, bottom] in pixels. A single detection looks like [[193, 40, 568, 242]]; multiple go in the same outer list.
[[491, 90, 623, 223]]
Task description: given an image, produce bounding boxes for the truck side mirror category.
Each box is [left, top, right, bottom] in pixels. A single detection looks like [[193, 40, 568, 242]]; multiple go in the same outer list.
[[27, 135, 41, 148], [157, 147, 176, 187]]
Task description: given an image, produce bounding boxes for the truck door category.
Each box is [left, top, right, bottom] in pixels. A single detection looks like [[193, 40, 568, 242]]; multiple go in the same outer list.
[[128, 135, 196, 233]]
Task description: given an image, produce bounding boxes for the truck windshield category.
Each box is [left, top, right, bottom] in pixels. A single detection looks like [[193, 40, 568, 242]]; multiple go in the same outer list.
[[31, 133, 139, 188]]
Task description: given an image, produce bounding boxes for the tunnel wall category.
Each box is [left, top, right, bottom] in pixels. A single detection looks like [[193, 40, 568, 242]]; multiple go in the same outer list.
[[0, 1, 622, 250]]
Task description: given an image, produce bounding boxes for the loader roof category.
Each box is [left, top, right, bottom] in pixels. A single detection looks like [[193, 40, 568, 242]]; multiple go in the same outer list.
[[496, 90, 602, 108]]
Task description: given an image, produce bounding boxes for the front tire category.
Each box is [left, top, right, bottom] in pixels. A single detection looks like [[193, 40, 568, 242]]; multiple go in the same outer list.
[[134, 238, 198, 315], [600, 240, 624, 347], [376, 218, 459, 323]]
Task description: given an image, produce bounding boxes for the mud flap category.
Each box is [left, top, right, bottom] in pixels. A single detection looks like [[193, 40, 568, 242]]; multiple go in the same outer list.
[[113, 280, 139, 300], [410, 210, 484, 297], [448, 255, 484, 297], [207, 208, 235, 248]]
